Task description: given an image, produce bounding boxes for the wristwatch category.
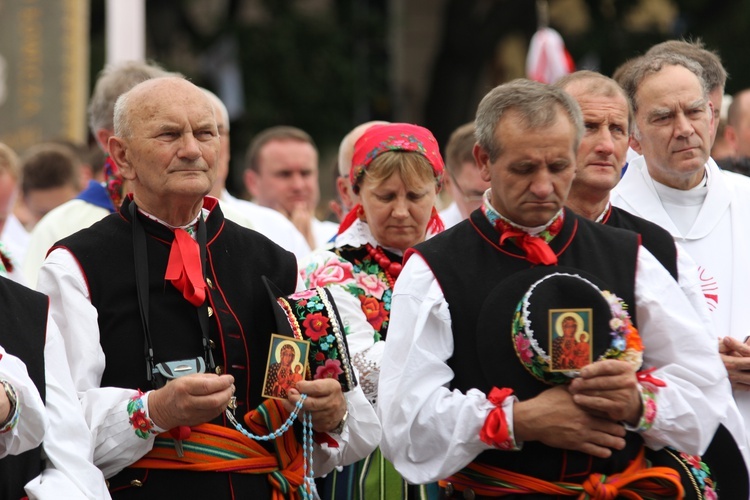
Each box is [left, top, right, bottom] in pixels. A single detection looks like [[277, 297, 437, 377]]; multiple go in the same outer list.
[[331, 409, 349, 435], [0, 380, 17, 430]]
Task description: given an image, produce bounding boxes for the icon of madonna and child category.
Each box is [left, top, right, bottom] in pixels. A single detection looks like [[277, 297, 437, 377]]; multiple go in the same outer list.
[[549, 309, 592, 372], [262, 335, 310, 400]]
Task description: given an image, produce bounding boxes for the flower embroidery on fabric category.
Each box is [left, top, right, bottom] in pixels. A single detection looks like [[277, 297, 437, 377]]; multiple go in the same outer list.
[[354, 271, 387, 300], [601, 290, 644, 368], [303, 312, 330, 342], [304, 257, 356, 288], [633, 386, 658, 432], [0, 242, 14, 275], [290, 289, 318, 300], [127, 390, 157, 439], [315, 359, 344, 380], [302, 246, 393, 340], [678, 451, 716, 498], [514, 332, 533, 365], [276, 288, 357, 392], [359, 295, 389, 332], [511, 273, 645, 385], [0, 381, 19, 433]]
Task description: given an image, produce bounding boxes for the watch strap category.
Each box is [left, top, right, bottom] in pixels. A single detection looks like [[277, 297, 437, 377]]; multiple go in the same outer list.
[[0, 380, 19, 433]]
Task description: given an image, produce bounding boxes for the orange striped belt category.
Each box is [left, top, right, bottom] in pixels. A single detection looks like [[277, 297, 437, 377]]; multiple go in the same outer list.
[[438, 447, 685, 499], [130, 399, 305, 499]]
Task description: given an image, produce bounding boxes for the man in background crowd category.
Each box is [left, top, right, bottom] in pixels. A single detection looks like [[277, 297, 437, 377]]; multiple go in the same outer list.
[[439, 122, 490, 229], [613, 51, 750, 437], [244, 126, 338, 251], [23, 60, 173, 287]]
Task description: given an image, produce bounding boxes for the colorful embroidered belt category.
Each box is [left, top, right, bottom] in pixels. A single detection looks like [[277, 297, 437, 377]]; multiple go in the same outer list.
[[130, 400, 305, 499], [438, 447, 684, 499]]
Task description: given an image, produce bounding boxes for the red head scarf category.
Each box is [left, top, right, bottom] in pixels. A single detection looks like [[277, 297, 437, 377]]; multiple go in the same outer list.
[[339, 123, 445, 235], [349, 123, 444, 193]]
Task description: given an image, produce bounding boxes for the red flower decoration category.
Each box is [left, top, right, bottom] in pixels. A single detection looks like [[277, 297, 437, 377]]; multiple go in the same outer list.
[[129, 409, 153, 434], [303, 313, 330, 341], [315, 352, 325, 362], [315, 359, 344, 380], [681, 453, 703, 470], [360, 296, 389, 331]]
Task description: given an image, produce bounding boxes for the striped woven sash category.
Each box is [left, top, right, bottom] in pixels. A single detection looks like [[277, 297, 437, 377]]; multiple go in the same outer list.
[[439, 447, 685, 499], [131, 399, 305, 499]]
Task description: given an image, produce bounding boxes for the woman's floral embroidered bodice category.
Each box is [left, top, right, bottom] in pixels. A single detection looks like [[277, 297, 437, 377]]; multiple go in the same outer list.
[[300, 218, 401, 342], [301, 244, 396, 342]]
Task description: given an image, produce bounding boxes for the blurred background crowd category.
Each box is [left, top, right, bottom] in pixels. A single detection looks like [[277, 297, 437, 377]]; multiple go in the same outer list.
[[2, 0, 750, 250]]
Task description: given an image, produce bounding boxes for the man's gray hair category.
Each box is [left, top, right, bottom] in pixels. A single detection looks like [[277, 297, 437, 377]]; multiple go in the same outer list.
[[202, 88, 230, 133], [645, 38, 726, 94], [112, 89, 136, 139], [475, 79, 583, 161], [621, 53, 708, 116], [87, 60, 175, 136], [555, 70, 633, 135]]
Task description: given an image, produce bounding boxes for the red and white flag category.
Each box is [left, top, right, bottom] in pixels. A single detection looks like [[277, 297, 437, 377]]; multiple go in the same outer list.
[[526, 27, 575, 84]]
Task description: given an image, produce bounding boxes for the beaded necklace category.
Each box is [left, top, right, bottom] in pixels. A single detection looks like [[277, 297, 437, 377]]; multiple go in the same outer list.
[[225, 395, 318, 499], [364, 243, 402, 288]]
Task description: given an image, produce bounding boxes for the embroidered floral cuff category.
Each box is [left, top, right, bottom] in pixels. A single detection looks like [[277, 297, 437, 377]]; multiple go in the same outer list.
[[0, 380, 19, 434], [624, 381, 659, 433], [127, 390, 160, 440], [480, 387, 521, 451]]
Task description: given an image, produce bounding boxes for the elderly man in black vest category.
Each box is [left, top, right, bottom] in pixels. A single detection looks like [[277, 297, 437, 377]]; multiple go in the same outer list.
[[36, 76, 379, 498], [378, 78, 731, 499]]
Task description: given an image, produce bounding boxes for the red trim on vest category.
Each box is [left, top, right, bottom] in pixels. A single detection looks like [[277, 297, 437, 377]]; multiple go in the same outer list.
[[50, 245, 93, 300], [403, 248, 444, 294]]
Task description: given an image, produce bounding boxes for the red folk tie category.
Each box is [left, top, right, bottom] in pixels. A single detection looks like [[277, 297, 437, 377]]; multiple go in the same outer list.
[[165, 228, 206, 306], [498, 227, 558, 266]]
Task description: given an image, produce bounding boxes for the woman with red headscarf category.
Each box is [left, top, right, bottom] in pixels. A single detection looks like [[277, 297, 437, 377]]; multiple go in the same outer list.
[[300, 123, 444, 500]]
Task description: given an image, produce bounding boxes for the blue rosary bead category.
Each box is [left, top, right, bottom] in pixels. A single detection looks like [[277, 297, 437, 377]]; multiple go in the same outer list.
[[225, 393, 319, 499]]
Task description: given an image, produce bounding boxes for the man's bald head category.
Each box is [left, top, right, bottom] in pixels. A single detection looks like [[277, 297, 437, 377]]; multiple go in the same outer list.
[[113, 77, 215, 138], [338, 121, 390, 178]]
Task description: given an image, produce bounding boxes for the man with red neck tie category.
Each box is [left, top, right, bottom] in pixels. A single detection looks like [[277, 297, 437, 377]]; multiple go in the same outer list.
[[378, 78, 731, 499], [36, 76, 378, 498]]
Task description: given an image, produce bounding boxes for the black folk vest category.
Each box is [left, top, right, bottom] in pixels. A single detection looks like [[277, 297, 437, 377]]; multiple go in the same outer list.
[[604, 206, 678, 280], [0, 277, 47, 499], [413, 208, 641, 481], [56, 199, 298, 497], [57, 198, 298, 418]]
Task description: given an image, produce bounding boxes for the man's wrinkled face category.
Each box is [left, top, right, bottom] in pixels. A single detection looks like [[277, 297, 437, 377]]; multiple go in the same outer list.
[[565, 83, 629, 195], [115, 79, 220, 208], [631, 65, 713, 190], [475, 108, 577, 227]]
